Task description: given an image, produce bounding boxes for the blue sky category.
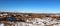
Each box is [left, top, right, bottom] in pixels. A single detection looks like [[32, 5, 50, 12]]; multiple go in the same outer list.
[[0, 0, 60, 13]]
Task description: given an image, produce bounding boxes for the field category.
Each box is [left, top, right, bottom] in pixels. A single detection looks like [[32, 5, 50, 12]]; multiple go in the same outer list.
[[0, 12, 60, 26]]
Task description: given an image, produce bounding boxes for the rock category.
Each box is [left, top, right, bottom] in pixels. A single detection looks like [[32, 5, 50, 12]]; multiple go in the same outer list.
[[6, 17, 16, 22]]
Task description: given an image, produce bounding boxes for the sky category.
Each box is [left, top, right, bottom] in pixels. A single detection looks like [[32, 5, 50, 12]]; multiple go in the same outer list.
[[0, 0, 60, 13]]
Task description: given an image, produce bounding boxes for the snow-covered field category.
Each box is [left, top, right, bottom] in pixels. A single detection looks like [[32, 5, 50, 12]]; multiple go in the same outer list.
[[0, 13, 60, 26], [0, 17, 60, 26]]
